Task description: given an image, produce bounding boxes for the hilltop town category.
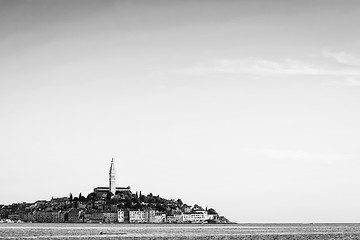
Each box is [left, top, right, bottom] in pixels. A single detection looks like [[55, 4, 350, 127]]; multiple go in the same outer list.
[[0, 159, 231, 224]]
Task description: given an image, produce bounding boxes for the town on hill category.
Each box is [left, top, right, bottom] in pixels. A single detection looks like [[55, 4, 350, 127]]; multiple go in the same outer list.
[[0, 159, 231, 224]]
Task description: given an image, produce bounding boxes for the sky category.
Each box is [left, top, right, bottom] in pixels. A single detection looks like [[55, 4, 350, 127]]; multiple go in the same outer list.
[[1, 0, 360, 223]]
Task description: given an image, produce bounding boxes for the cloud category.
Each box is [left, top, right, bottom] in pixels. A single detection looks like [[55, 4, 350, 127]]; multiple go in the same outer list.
[[322, 76, 360, 87], [344, 77, 360, 86], [174, 57, 360, 81], [260, 149, 330, 162], [177, 58, 322, 76], [322, 50, 360, 66], [259, 148, 358, 164]]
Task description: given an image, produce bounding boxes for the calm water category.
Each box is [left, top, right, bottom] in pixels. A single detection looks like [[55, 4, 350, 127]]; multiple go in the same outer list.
[[1, 223, 360, 239]]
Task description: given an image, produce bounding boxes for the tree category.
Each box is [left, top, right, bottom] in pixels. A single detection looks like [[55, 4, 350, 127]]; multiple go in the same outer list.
[[124, 195, 132, 208], [86, 192, 95, 201], [106, 192, 113, 204], [155, 203, 166, 212], [79, 193, 86, 202], [194, 204, 204, 211], [207, 208, 218, 215], [69, 193, 73, 203]]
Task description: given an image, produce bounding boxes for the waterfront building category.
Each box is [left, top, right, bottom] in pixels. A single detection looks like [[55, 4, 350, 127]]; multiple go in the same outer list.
[[166, 215, 176, 223], [82, 211, 91, 223], [174, 213, 183, 223], [51, 211, 61, 223], [206, 213, 217, 221], [20, 212, 35, 222], [8, 214, 20, 221], [182, 213, 193, 223], [191, 211, 207, 223], [66, 209, 82, 223], [153, 211, 166, 223], [59, 211, 66, 222], [118, 210, 125, 223], [144, 209, 156, 223], [129, 210, 146, 223], [35, 211, 53, 223], [104, 212, 118, 223], [88, 211, 117, 223], [90, 212, 105, 223], [18, 212, 26, 222]]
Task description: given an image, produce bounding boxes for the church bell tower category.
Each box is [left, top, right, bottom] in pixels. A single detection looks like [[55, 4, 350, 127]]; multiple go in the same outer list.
[[109, 158, 116, 194]]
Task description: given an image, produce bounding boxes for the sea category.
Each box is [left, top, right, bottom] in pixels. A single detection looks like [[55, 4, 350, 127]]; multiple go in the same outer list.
[[1, 223, 360, 239]]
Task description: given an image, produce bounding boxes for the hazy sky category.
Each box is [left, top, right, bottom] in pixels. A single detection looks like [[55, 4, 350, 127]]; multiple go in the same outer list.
[[1, 0, 360, 223]]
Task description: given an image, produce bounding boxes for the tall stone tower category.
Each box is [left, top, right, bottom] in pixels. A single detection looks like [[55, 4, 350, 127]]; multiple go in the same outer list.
[[109, 158, 116, 194]]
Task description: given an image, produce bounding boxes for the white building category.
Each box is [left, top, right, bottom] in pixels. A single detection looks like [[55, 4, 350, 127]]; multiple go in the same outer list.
[[109, 158, 116, 195], [181, 211, 208, 223], [182, 213, 193, 223], [152, 211, 166, 223], [118, 210, 125, 223], [144, 209, 155, 223], [129, 210, 146, 223], [104, 212, 117, 223], [93, 159, 131, 197], [191, 211, 207, 223], [166, 215, 176, 223], [174, 213, 183, 223]]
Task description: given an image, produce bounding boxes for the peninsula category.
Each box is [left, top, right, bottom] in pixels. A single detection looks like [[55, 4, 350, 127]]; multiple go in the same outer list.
[[0, 159, 231, 224]]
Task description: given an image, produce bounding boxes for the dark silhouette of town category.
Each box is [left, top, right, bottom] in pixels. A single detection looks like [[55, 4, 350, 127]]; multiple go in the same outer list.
[[0, 159, 230, 224]]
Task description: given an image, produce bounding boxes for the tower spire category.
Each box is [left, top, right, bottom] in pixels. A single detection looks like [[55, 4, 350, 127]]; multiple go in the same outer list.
[[109, 158, 116, 194]]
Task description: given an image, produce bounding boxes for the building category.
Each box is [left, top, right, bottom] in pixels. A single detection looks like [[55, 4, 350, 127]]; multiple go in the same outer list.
[[118, 210, 125, 223], [90, 212, 105, 223], [93, 159, 131, 197], [8, 214, 20, 221], [182, 213, 193, 223], [190, 211, 207, 223], [174, 213, 183, 223], [86, 212, 117, 223], [66, 209, 82, 223], [183, 205, 192, 213], [166, 215, 176, 223], [144, 209, 156, 223], [109, 158, 116, 194], [104, 212, 118, 223], [129, 210, 146, 223], [153, 211, 166, 223], [93, 187, 131, 197], [51, 211, 61, 223], [35, 211, 53, 222], [19, 212, 35, 222]]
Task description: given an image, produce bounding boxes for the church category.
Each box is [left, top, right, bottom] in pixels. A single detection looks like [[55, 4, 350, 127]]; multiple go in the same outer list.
[[93, 158, 131, 196]]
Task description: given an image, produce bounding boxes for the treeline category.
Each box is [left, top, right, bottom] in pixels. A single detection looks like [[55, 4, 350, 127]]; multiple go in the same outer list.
[[66, 190, 217, 215]]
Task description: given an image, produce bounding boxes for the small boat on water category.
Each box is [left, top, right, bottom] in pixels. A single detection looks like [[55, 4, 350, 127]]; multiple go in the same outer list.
[[100, 232, 126, 236]]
